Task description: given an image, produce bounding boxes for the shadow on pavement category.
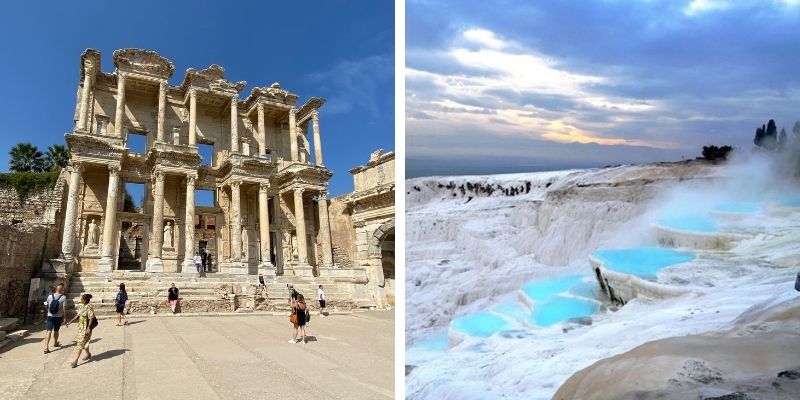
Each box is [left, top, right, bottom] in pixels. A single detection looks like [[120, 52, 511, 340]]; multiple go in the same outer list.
[[89, 348, 128, 362]]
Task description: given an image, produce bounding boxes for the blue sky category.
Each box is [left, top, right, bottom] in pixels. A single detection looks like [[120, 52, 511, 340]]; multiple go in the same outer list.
[[406, 0, 800, 176], [0, 1, 394, 196]]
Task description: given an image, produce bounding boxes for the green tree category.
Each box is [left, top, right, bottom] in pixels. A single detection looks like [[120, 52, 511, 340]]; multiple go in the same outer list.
[[43, 144, 69, 172], [9, 143, 44, 172]]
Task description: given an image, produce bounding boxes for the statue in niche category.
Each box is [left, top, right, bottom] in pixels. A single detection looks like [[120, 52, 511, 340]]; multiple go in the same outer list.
[[87, 218, 99, 247], [241, 227, 249, 259], [282, 231, 292, 263], [291, 233, 299, 260], [164, 221, 173, 248]]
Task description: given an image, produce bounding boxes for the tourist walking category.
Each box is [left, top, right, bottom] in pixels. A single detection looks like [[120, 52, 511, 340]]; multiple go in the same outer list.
[[65, 293, 96, 368], [42, 283, 67, 354], [258, 274, 267, 298], [206, 252, 213, 273], [193, 252, 202, 274], [288, 294, 308, 344], [168, 283, 179, 314], [116, 283, 129, 326], [288, 284, 298, 305], [317, 285, 326, 317]]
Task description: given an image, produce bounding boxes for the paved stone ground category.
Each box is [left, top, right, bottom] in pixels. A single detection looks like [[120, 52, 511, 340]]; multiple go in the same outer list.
[[0, 310, 394, 400]]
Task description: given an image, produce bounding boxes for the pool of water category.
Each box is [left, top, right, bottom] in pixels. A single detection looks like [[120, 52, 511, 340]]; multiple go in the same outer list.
[[781, 199, 800, 207], [658, 215, 718, 232], [592, 247, 695, 280], [713, 202, 761, 213], [450, 311, 513, 338], [530, 295, 600, 327], [492, 301, 529, 323], [414, 331, 450, 351], [521, 275, 584, 302]]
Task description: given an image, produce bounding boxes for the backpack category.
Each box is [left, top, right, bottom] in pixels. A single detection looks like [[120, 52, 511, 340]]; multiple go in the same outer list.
[[48, 294, 62, 315], [116, 291, 126, 305]]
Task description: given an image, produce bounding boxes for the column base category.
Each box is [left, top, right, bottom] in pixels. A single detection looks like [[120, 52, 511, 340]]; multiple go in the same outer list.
[[317, 266, 335, 277], [293, 263, 314, 277], [146, 257, 164, 273], [257, 262, 276, 279], [221, 261, 248, 275], [97, 257, 114, 273], [182, 259, 199, 275], [43, 258, 75, 279]]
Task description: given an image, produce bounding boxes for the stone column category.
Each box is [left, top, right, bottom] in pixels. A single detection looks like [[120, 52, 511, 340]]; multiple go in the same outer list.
[[317, 192, 334, 268], [182, 173, 198, 275], [311, 111, 324, 166], [258, 182, 273, 269], [188, 89, 197, 146], [114, 74, 126, 138], [98, 165, 121, 272], [77, 65, 94, 132], [61, 163, 83, 260], [257, 103, 266, 157], [289, 109, 299, 162], [157, 81, 167, 142], [230, 180, 242, 263], [293, 188, 311, 276], [230, 95, 239, 153], [146, 170, 165, 272]]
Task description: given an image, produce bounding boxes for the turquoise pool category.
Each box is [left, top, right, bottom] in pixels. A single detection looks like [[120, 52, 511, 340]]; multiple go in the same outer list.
[[530, 295, 600, 327], [521, 275, 584, 302], [414, 331, 449, 351], [491, 301, 529, 323], [593, 247, 695, 280], [450, 311, 513, 338], [659, 215, 718, 232], [713, 202, 761, 213]]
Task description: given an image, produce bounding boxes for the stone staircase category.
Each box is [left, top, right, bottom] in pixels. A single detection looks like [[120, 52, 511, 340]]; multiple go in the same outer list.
[[66, 271, 363, 316]]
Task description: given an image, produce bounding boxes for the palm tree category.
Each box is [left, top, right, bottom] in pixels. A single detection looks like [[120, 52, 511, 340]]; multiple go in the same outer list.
[[9, 143, 45, 172], [44, 144, 69, 172]]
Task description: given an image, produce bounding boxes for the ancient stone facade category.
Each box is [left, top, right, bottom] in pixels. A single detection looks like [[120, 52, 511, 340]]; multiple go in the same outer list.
[[330, 150, 396, 305], [58, 48, 337, 280], [0, 175, 66, 317]]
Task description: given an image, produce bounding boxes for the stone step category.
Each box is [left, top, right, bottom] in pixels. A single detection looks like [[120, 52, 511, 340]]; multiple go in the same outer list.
[[6, 330, 29, 340], [0, 318, 18, 333]]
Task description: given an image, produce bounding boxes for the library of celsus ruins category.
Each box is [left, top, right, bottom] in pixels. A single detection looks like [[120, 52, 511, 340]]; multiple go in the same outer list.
[[42, 48, 394, 309]]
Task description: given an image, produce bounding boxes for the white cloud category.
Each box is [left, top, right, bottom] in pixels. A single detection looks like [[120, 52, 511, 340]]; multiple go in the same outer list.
[[462, 28, 507, 50]]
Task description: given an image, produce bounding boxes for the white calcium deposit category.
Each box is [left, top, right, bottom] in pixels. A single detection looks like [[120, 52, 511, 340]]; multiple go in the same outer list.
[[405, 157, 800, 400]]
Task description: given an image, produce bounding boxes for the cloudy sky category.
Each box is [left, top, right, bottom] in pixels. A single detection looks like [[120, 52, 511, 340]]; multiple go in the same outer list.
[[406, 0, 800, 177]]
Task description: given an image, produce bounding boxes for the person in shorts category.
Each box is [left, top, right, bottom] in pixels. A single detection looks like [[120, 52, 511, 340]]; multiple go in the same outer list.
[[168, 283, 179, 314], [115, 283, 129, 326], [43, 283, 67, 354], [317, 285, 326, 317]]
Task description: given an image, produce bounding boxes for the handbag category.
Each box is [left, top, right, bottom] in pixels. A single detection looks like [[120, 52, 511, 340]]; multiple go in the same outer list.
[[289, 312, 298, 325]]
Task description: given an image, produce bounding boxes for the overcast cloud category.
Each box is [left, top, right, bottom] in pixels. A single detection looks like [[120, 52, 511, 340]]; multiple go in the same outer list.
[[406, 0, 800, 176]]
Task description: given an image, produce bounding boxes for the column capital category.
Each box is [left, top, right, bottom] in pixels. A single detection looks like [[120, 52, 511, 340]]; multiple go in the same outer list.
[[117, 72, 127, 83], [69, 161, 84, 173], [231, 94, 239, 104], [289, 108, 297, 116], [159, 80, 167, 91], [259, 181, 270, 193], [153, 169, 165, 183], [318, 191, 328, 200], [189, 88, 197, 98], [257, 102, 264, 112], [108, 164, 121, 176], [293, 187, 305, 196], [185, 172, 197, 186], [311, 110, 319, 122], [230, 179, 242, 189]]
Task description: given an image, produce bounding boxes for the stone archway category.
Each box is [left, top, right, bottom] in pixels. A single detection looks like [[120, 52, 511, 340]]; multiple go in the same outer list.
[[367, 218, 395, 306]]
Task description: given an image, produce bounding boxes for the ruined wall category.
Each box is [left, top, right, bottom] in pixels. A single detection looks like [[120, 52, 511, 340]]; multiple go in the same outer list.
[[328, 196, 355, 268], [0, 171, 67, 317]]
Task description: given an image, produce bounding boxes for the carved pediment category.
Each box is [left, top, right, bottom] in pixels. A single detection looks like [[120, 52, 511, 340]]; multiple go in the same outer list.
[[296, 97, 326, 123], [181, 64, 245, 94], [244, 83, 300, 109], [66, 133, 124, 160], [113, 48, 175, 79]]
